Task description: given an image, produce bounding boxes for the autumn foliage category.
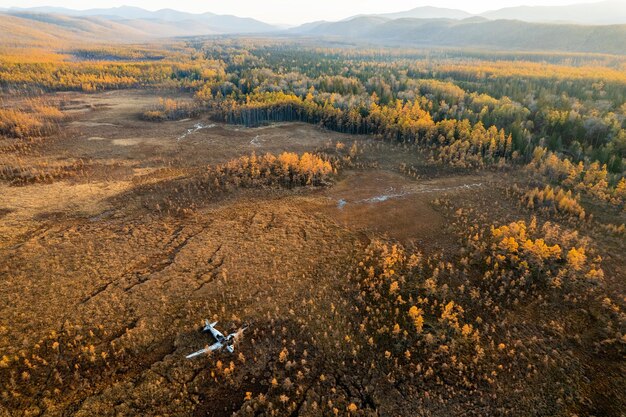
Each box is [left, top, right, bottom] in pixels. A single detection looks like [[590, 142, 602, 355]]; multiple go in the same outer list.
[[0, 100, 64, 139], [522, 184, 586, 220], [213, 152, 335, 187], [140, 98, 201, 121]]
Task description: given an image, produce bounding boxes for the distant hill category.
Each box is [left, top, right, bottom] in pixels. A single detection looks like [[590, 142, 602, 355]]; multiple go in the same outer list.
[[4, 6, 176, 20], [1, 6, 279, 42], [375, 6, 474, 20], [0, 12, 158, 46], [347, 0, 626, 25], [481, 0, 626, 25], [290, 16, 391, 37], [294, 17, 626, 54]]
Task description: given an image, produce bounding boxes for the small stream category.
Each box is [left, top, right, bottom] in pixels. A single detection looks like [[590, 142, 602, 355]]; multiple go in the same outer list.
[[177, 123, 215, 142], [250, 135, 263, 146], [336, 183, 483, 209]]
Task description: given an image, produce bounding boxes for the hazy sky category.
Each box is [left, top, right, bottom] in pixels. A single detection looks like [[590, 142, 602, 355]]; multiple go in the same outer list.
[[0, 0, 616, 24]]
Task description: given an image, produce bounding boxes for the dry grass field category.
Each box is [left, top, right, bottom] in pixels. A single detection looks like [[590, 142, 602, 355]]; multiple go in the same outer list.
[[1, 89, 624, 416]]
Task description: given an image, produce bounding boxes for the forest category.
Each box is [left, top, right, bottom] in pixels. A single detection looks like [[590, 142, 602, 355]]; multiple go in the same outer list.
[[0, 37, 624, 416]]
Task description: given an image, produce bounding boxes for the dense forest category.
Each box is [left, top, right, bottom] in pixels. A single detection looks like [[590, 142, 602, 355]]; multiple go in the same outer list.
[[2, 39, 624, 225], [2, 40, 625, 210]]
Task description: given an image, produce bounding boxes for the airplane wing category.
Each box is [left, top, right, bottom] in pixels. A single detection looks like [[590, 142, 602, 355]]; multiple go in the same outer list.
[[186, 342, 222, 359]]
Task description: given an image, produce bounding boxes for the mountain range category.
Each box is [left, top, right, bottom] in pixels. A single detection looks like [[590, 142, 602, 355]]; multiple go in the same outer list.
[[480, 0, 626, 25], [363, 0, 626, 25], [291, 16, 626, 54], [2, 0, 626, 28], [0, 5, 277, 41], [0, 1, 625, 53]]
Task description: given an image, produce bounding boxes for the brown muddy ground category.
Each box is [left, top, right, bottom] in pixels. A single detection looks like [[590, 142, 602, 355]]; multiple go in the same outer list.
[[1, 90, 622, 416]]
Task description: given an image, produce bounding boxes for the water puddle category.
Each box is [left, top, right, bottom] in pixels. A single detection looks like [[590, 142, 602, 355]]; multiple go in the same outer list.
[[112, 138, 142, 146]]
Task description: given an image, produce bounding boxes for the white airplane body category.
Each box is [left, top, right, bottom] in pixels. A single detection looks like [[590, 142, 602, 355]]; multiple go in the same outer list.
[[186, 320, 245, 359]]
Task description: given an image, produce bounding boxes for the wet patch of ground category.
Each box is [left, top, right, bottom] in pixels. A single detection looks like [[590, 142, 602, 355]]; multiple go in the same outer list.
[[317, 170, 488, 246]]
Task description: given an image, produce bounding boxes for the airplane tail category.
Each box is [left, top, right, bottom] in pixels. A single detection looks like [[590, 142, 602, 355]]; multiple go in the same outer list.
[[203, 320, 218, 331]]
